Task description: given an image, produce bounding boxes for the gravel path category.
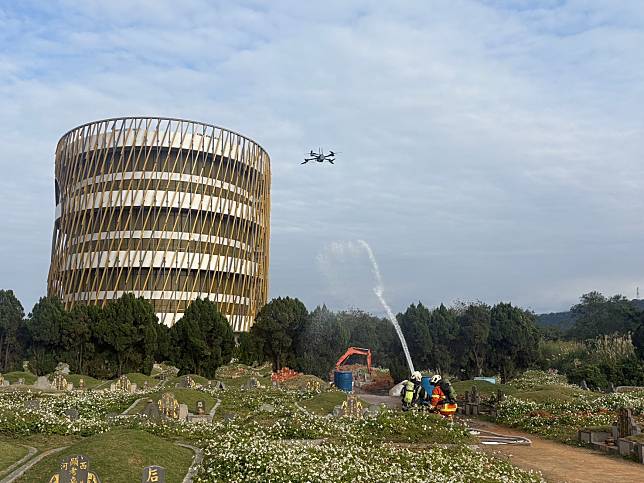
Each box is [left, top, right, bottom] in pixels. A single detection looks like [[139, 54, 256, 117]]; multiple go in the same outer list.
[[471, 420, 644, 483]]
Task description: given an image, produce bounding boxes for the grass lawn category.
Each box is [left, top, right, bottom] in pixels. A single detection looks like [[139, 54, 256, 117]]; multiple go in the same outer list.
[[166, 373, 211, 387], [123, 372, 160, 389], [16, 429, 193, 483], [301, 391, 347, 415], [3, 371, 37, 385], [514, 384, 594, 403], [0, 441, 28, 473], [0, 434, 81, 452], [129, 388, 217, 415], [452, 380, 518, 398], [65, 374, 103, 390]]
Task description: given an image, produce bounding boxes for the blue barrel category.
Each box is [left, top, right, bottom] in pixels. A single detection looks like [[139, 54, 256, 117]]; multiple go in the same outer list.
[[421, 376, 433, 395], [334, 370, 353, 392]]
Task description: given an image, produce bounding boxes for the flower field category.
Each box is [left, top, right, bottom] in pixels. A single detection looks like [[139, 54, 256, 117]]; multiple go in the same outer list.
[[496, 371, 644, 443], [0, 368, 547, 482]]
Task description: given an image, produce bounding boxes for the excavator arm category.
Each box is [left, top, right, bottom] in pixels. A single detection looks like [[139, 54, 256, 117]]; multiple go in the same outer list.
[[335, 347, 372, 372]]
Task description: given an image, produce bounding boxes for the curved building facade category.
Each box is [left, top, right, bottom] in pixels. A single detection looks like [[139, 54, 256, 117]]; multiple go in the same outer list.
[[47, 117, 270, 332]]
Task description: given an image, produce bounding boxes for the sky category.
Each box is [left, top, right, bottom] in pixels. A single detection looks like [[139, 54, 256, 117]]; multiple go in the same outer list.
[[0, 0, 643, 317]]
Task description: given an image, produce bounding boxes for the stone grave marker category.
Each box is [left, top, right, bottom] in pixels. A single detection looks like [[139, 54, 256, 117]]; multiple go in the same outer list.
[[79, 378, 85, 390], [17, 377, 25, 385], [580, 380, 589, 391], [52, 374, 68, 391], [141, 399, 162, 420], [25, 399, 40, 411], [196, 400, 206, 415], [178, 403, 189, 421], [464, 386, 481, 416], [158, 392, 179, 419], [64, 408, 80, 421], [141, 465, 165, 482], [143, 380, 149, 391], [243, 377, 260, 389], [49, 454, 101, 482], [337, 395, 363, 418], [177, 375, 195, 388], [117, 375, 132, 392], [615, 408, 641, 439], [210, 380, 225, 390]]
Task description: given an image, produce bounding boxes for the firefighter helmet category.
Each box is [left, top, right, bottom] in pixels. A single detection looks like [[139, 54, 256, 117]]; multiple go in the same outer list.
[[430, 374, 442, 384], [411, 371, 422, 382]]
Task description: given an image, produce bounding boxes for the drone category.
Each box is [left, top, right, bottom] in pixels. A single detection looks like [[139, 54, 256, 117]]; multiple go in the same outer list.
[[302, 148, 338, 164]]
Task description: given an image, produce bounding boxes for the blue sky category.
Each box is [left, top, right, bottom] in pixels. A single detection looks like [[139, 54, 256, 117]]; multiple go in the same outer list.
[[1, 0, 643, 316]]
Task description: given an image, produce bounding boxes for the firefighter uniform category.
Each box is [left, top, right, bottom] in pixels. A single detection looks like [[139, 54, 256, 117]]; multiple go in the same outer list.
[[430, 384, 458, 417]]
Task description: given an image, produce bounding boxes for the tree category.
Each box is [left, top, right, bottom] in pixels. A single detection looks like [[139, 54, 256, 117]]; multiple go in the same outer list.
[[427, 304, 459, 373], [397, 303, 433, 371], [25, 296, 67, 375], [456, 303, 491, 378], [0, 290, 24, 372], [236, 331, 264, 366], [296, 305, 348, 378], [169, 298, 234, 377], [64, 304, 100, 374], [488, 303, 540, 383], [100, 294, 158, 376], [634, 319, 644, 359], [570, 292, 639, 339], [250, 297, 308, 371]]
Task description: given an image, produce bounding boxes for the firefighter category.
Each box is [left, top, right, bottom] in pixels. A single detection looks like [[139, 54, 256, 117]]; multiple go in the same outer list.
[[401, 371, 428, 410], [429, 374, 458, 417]]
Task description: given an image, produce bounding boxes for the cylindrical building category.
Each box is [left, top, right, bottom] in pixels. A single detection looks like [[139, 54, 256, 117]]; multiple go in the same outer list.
[[47, 117, 270, 332]]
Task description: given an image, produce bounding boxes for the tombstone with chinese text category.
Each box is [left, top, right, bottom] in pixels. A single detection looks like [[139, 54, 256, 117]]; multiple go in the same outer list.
[[49, 454, 101, 483], [141, 465, 165, 482], [158, 392, 179, 419]]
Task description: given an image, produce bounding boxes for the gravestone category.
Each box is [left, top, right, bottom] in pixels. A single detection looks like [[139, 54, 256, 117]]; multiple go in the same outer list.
[[259, 403, 275, 412], [210, 380, 225, 390], [79, 378, 85, 391], [35, 375, 51, 390], [49, 454, 101, 483], [222, 412, 235, 422], [188, 414, 212, 424], [143, 380, 149, 391], [580, 380, 589, 391], [64, 408, 80, 421], [25, 399, 40, 411], [464, 386, 481, 416], [141, 465, 165, 482], [243, 377, 260, 389], [338, 395, 363, 418], [117, 375, 132, 392], [196, 400, 206, 415], [177, 375, 195, 388], [52, 374, 68, 391], [158, 392, 179, 419], [613, 408, 641, 440], [178, 403, 189, 421], [17, 377, 25, 385], [141, 399, 162, 420]]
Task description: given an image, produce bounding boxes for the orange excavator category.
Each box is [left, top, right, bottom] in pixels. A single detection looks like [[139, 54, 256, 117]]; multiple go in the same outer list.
[[335, 347, 372, 373]]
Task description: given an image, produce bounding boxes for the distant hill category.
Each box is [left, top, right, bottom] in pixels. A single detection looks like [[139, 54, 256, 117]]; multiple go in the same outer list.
[[536, 299, 644, 331]]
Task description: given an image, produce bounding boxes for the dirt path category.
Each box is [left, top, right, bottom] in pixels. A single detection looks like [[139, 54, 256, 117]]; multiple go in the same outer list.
[[470, 420, 644, 483]]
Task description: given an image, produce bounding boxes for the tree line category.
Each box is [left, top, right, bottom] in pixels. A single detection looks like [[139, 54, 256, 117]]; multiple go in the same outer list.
[[0, 290, 233, 379], [2, 288, 643, 385], [240, 297, 542, 383]]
